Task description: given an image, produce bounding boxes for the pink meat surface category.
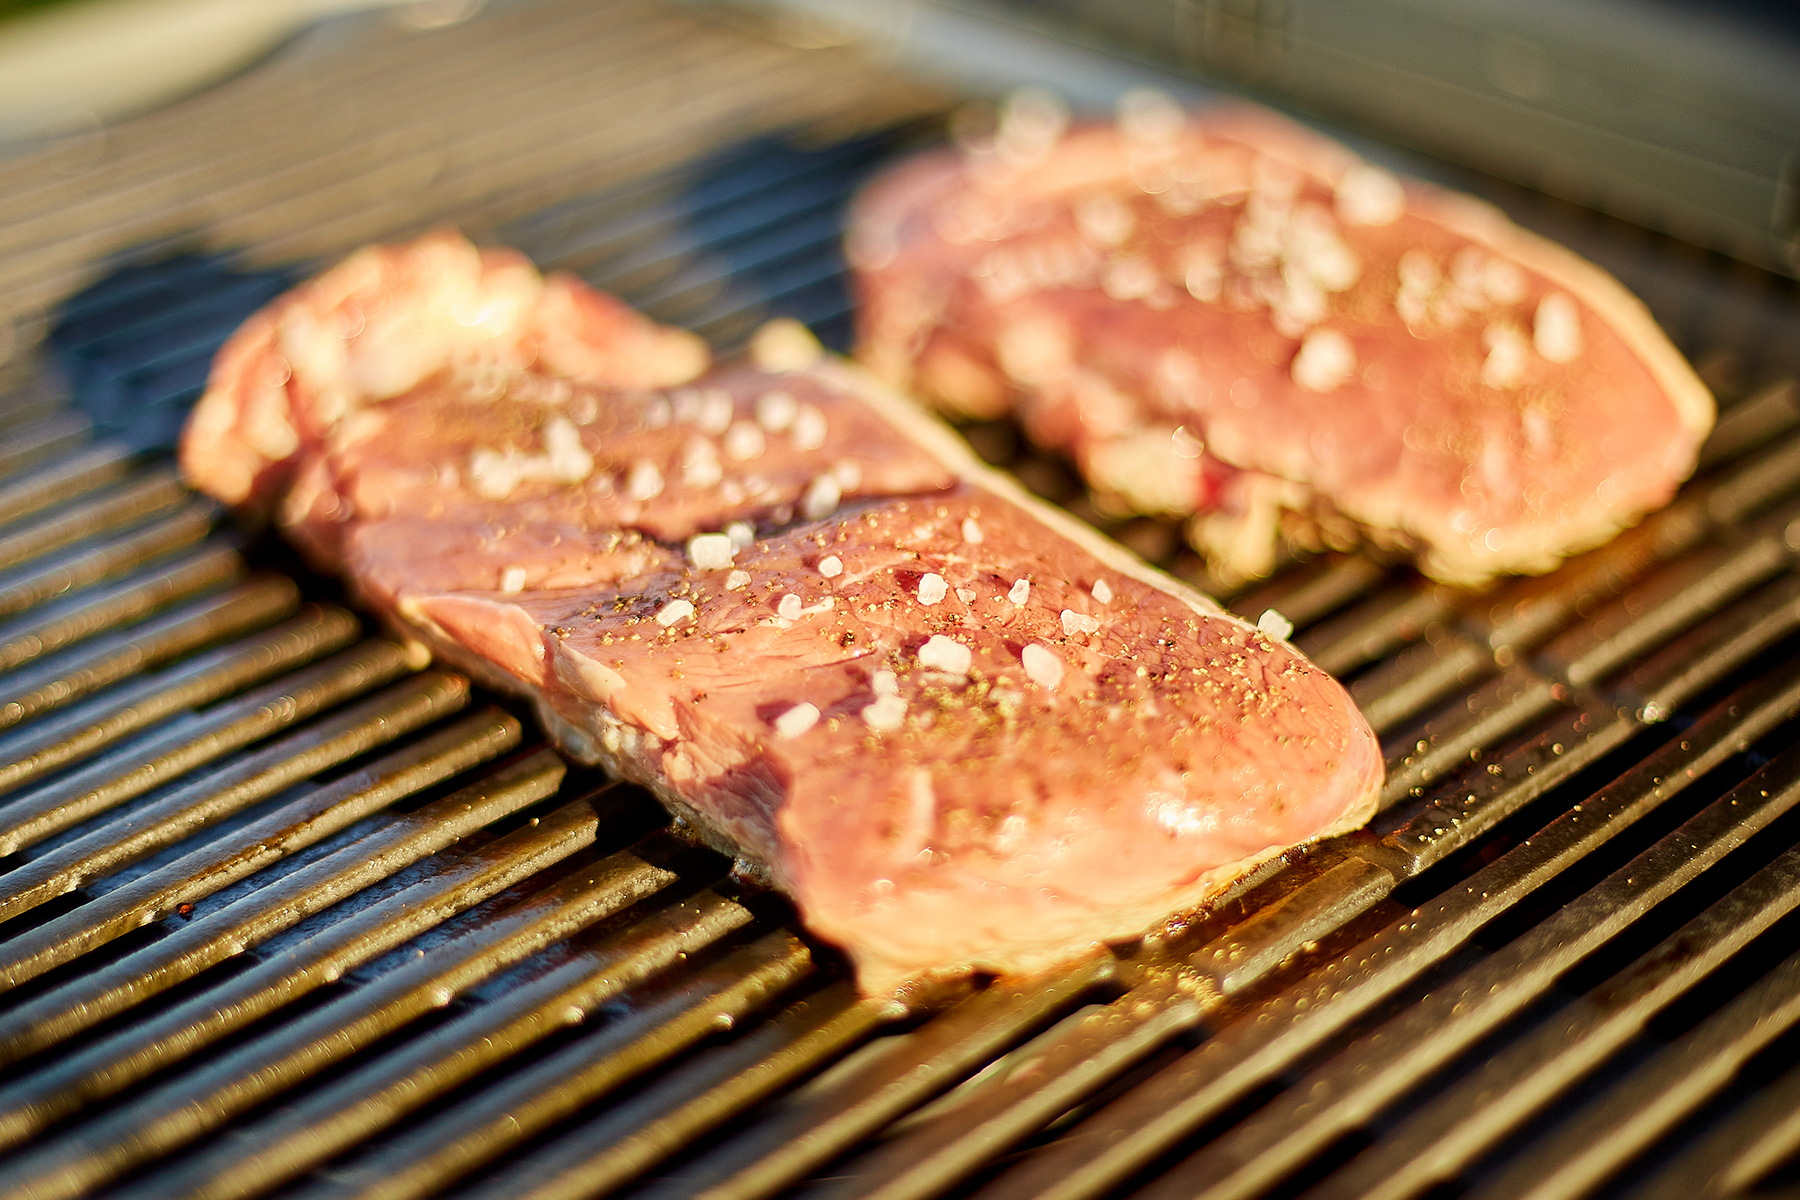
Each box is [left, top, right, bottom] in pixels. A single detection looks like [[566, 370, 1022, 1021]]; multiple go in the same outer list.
[[851, 100, 1715, 585], [181, 232, 1381, 993]]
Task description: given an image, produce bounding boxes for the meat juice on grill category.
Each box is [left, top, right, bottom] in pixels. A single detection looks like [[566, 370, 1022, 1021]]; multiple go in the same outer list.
[[180, 232, 1381, 992], [850, 96, 1715, 585]]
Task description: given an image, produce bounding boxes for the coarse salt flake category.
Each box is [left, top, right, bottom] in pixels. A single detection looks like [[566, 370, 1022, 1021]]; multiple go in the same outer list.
[[862, 693, 907, 732], [793, 406, 828, 451], [755, 390, 797, 432], [917, 573, 948, 606], [751, 319, 822, 373], [469, 448, 519, 500], [725, 521, 755, 547], [1292, 329, 1357, 393], [1335, 164, 1405, 227], [1534, 292, 1583, 363], [1485, 259, 1527, 306], [962, 517, 984, 543], [819, 555, 843, 578], [1009, 579, 1031, 606], [872, 669, 899, 696], [500, 566, 526, 594], [655, 599, 695, 627], [918, 634, 972, 675], [1092, 580, 1113, 604], [541, 416, 594, 483], [725, 570, 751, 591], [698, 390, 734, 435], [1077, 194, 1136, 246], [1258, 608, 1295, 641], [1061, 609, 1101, 636], [624, 459, 664, 502], [777, 593, 804, 621], [680, 439, 722, 489], [1117, 87, 1185, 143], [774, 702, 820, 739], [1482, 324, 1529, 389], [686, 533, 736, 570], [1021, 643, 1064, 689], [956, 588, 977, 604], [724, 421, 765, 461], [802, 474, 840, 521]]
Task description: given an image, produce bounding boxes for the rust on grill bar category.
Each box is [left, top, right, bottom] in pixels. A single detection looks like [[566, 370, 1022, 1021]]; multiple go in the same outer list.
[[0, 2, 1796, 1199]]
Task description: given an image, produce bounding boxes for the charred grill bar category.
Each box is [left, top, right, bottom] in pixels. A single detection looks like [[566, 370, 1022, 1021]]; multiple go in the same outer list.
[[0, 2, 1798, 1198]]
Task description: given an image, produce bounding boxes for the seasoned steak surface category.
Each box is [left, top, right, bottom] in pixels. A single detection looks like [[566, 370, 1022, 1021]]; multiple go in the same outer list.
[[851, 100, 1714, 584], [182, 233, 1381, 992]]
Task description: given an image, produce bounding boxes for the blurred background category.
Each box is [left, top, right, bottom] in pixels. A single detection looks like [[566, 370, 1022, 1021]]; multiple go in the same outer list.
[[0, 0, 1797, 443]]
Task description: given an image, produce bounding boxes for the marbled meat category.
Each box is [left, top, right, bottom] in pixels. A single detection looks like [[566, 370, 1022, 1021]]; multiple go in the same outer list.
[[181, 232, 1382, 993], [851, 95, 1715, 584]]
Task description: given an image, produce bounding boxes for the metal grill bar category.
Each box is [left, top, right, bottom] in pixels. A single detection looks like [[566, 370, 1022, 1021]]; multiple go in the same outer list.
[[1627, 1051, 1800, 1199], [0, 667, 469, 941], [0, 841, 681, 1200], [1138, 746, 1800, 1200], [978, 662, 1800, 1200], [0, 636, 409, 854], [1345, 633, 1493, 734], [0, 8, 739, 300], [667, 963, 1115, 1200], [0, 542, 242, 674], [0, 413, 95, 483], [1232, 554, 1390, 633], [0, 469, 189, 577], [0, 696, 508, 999], [0, 794, 604, 1153], [1465, 938, 1800, 1200], [455, 983, 895, 1200], [1295, 580, 1460, 679], [517, 133, 901, 279], [0, 500, 216, 623], [158, 891, 766, 1200], [0, 11, 1792, 1194], [1697, 380, 1800, 471], [506, 128, 922, 355], [1304, 842, 1800, 1200], [0, 575, 298, 733], [0, 603, 358, 799], [0, 3, 604, 230], [306, 935, 825, 1200], [0, 440, 133, 530], [806, 977, 1215, 1200], [0, 748, 565, 1065], [283, 938, 816, 1200], [1623, 573, 1800, 721]]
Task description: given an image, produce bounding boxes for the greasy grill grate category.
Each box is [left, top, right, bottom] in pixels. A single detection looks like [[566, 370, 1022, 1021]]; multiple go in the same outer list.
[[2, 11, 1800, 1200]]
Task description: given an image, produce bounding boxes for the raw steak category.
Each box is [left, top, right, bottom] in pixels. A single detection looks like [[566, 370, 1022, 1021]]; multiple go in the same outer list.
[[181, 233, 1382, 993], [851, 96, 1715, 585]]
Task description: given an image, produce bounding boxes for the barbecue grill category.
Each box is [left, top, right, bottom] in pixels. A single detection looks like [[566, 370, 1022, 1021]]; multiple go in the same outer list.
[[1, 2, 1799, 1198]]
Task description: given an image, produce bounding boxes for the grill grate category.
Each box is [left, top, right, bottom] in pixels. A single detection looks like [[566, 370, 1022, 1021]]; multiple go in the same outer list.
[[1, 5, 1799, 1200]]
